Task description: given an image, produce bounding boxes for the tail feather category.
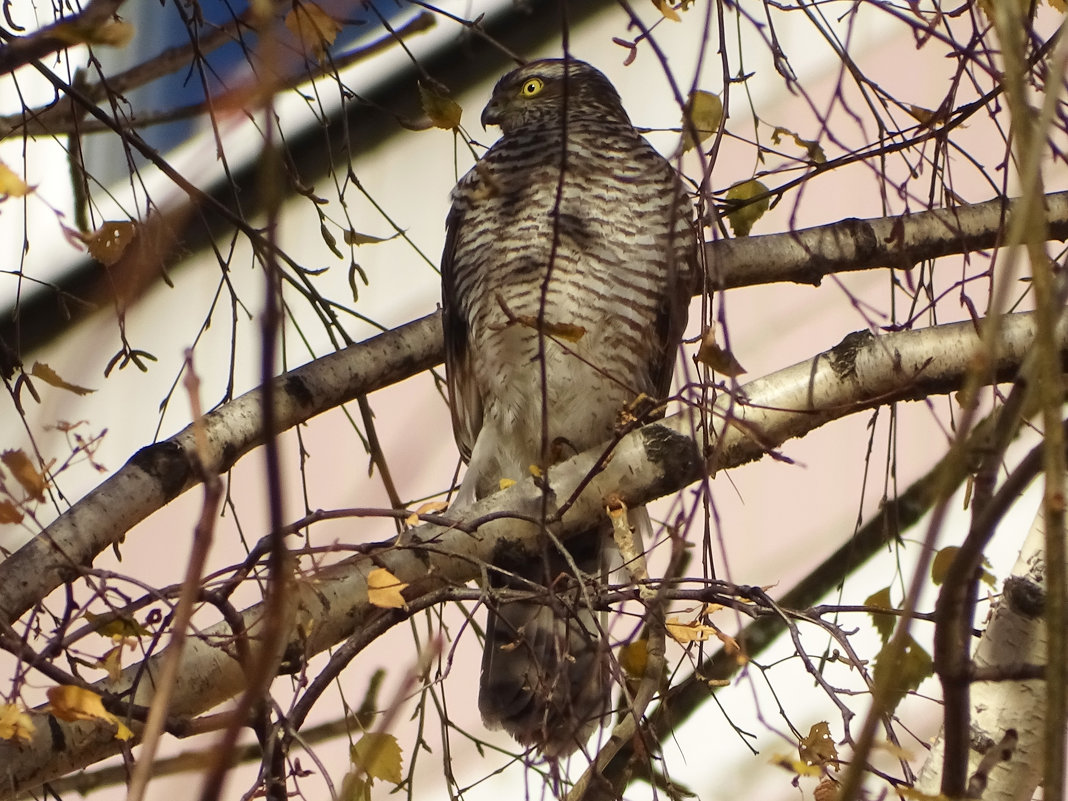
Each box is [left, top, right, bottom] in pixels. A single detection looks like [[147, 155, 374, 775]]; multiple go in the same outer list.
[[478, 529, 610, 757]]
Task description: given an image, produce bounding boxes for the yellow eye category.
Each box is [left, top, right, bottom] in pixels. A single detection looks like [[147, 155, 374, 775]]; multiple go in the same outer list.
[[520, 77, 545, 97]]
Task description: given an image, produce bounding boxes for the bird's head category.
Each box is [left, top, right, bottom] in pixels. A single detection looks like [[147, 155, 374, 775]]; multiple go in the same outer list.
[[480, 59, 629, 134]]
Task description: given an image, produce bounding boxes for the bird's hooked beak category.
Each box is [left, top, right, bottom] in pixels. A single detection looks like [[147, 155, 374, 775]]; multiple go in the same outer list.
[[481, 96, 503, 130]]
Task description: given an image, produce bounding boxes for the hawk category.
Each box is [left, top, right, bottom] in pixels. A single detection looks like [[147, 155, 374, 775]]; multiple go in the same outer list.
[[441, 58, 696, 756]]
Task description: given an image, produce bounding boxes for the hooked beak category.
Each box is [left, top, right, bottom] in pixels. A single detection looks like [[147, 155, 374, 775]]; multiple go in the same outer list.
[[480, 97, 503, 130]]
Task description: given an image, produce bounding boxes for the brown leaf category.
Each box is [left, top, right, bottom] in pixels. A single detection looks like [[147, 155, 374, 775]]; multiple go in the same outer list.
[[284, 2, 341, 60], [770, 126, 826, 164], [799, 721, 838, 769], [83, 221, 137, 266], [344, 229, 399, 246], [0, 500, 23, 524], [30, 362, 94, 396], [418, 82, 462, 131], [1, 450, 47, 502], [696, 328, 746, 376]]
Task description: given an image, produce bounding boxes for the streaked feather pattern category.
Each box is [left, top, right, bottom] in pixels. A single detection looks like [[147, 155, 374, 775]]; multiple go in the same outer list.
[[441, 58, 695, 756]]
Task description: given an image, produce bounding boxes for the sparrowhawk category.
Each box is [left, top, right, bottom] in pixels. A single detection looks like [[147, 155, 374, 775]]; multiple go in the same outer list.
[[441, 58, 695, 756]]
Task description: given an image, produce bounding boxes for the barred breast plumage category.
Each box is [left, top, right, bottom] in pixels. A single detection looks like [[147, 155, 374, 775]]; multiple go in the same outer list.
[[441, 58, 695, 756]]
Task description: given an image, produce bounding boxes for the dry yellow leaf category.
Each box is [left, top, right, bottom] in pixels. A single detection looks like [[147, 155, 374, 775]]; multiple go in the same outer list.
[[30, 362, 95, 396], [405, 500, 448, 525], [799, 721, 838, 769], [83, 221, 137, 266], [47, 686, 133, 740], [652, 0, 681, 21], [1, 450, 47, 502], [770, 753, 824, 777], [0, 703, 35, 742], [418, 82, 462, 131], [284, 2, 341, 60], [696, 328, 746, 376], [771, 126, 826, 164], [665, 616, 716, 644], [96, 645, 125, 683], [350, 732, 403, 783], [0, 162, 31, 197], [366, 568, 408, 609]]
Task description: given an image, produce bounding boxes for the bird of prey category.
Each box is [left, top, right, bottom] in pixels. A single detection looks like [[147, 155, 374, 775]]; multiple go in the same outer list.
[[441, 58, 696, 756]]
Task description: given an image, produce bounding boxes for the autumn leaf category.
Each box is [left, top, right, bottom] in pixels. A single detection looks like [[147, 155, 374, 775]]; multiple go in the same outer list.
[[344, 229, 400, 246], [284, 2, 341, 60], [1, 450, 47, 502], [405, 500, 448, 526], [873, 635, 933, 715], [418, 82, 462, 131], [95, 645, 125, 682], [366, 568, 408, 609], [47, 686, 134, 741], [83, 221, 137, 266], [724, 179, 770, 237], [665, 616, 716, 644], [350, 732, 403, 784], [681, 90, 723, 153], [619, 639, 649, 678], [771, 126, 826, 164], [85, 611, 150, 638], [865, 585, 896, 644], [340, 772, 371, 801], [0, 500, 23, 524], [696, 328, 746, 376], [0, 161, 32, 197], [30, 362, 94, 396], [799, 721, 838, 770], [770, 753, 824, 777], [0, 703, 35, 742], [651, 0, 681, 21]]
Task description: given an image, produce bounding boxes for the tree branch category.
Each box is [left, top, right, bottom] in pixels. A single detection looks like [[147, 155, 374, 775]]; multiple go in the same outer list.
[[3, 192, 1068, 625], [2, 311, 1063, 797]]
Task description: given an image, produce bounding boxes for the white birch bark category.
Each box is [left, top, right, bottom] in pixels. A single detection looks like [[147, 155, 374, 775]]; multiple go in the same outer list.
[[0, 312, 1059, 797], [916, 493, 1055, 800]]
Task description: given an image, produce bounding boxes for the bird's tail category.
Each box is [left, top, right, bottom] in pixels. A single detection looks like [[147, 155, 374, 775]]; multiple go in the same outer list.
[[478, 529, 610, 757]]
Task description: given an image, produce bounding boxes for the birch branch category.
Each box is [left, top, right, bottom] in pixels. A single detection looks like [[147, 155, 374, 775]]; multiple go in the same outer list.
[[2, 192, 1067, 626], [1, 311, 1062, 797], [916, 475, 1060, 801]]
